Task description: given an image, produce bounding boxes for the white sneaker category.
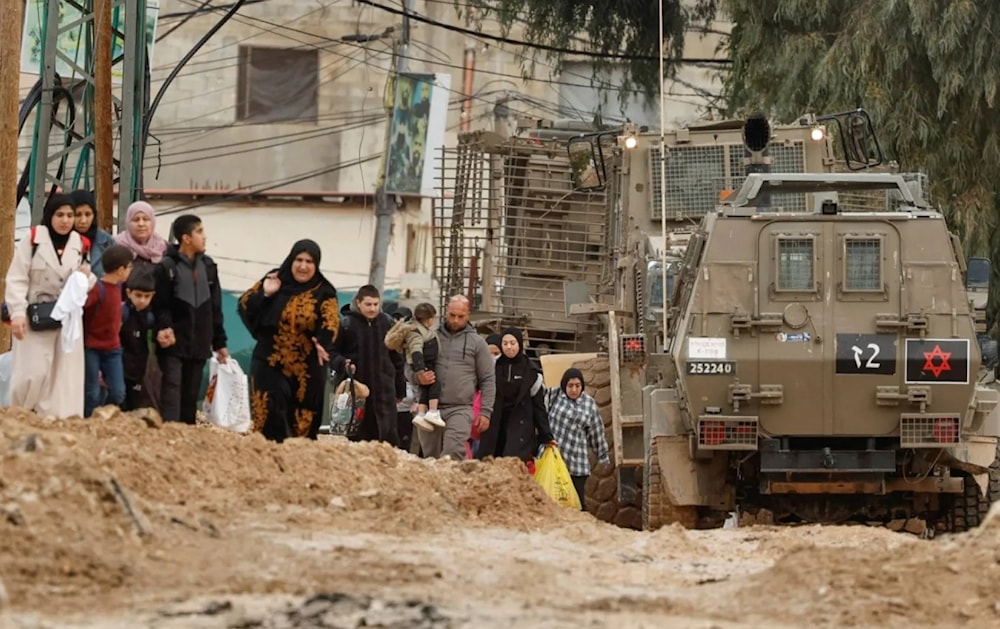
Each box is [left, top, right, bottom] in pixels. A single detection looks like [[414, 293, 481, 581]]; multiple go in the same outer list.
[[412, 413, 435, 432], [424, 409, 445, 428]]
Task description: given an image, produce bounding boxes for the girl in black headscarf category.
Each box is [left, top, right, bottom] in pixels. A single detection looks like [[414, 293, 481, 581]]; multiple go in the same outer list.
[[477, 327, 555, 462], [69, 189, 114, 276], [238, 240, 342, 441]]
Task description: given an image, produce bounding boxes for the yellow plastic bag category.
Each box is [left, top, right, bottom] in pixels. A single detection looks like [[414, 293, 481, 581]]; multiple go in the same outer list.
[[534, 445, 582, 509]]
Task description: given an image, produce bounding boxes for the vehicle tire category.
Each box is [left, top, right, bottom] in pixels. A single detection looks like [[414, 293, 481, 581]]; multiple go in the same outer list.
[[947, 474, 984, 532], [642, 438, 697, 530], [977, 441, 1000, 521], [573, 355, 641, 530], [945, 441, 1000, 532]]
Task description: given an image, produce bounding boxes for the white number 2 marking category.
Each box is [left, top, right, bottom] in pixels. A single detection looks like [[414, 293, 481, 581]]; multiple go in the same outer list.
[[851, 343, 881, 369]]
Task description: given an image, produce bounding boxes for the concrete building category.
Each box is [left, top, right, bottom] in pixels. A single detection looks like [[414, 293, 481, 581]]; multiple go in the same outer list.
[[142, 0, 556, 301]]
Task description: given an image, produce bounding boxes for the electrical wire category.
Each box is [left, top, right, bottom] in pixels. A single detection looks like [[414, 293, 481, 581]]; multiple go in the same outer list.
[[162, 8, 568, 121], [165, 2, 723, 124], [156, 0, 215, 42], [151, 48, 370, 125], [154, 104, 492, 216], [150, 97, 471, 173], [144, 2, 696, 200], [139, 0, 250, 194], [148, 115, 384, 168], [158, 0, 269, 20], [149, 50, 382, 158], [356, 0, 733, 63], [152, 0, 343, 73], [154, 154, 383, 216], [158, 0, 718, 134], [16, 78, 79, 208], [144, 0, 248, 142]]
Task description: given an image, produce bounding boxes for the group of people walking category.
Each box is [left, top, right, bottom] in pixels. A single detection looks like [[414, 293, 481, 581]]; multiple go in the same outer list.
[[4, 192, 226, 424], [3, 192, 611, 510], [239, 260, 611, 508]]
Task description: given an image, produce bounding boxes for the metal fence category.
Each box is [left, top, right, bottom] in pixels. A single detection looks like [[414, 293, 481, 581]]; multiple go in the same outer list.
[[435, 136, 613, 352]]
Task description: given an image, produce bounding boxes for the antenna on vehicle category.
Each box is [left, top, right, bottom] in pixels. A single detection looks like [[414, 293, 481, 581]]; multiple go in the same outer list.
[[657, 0, 669, 350]]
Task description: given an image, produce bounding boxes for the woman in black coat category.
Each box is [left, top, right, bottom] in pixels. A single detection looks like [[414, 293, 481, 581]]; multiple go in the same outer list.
[[477, 327, 555, 462], [238, 239, 341, 442]]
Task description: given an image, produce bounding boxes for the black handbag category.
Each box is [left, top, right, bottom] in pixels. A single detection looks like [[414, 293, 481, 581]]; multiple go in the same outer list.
[[27, 302, 62, 331]]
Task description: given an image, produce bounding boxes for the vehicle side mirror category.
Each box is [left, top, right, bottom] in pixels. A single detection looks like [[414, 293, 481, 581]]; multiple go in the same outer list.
[[967, 257, 991, 293], [567, 137, 605, 191]]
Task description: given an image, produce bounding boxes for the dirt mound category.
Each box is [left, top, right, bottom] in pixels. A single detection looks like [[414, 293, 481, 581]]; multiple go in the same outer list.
[[0, 407, 575, 608], [723, 518, 1000, 627]]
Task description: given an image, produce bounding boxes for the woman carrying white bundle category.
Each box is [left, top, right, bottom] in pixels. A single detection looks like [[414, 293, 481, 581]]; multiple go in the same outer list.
[[5, 194, 94, 418]]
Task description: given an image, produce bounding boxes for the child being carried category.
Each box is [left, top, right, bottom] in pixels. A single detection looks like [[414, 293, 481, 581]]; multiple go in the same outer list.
[[404, 302, 445, 432]]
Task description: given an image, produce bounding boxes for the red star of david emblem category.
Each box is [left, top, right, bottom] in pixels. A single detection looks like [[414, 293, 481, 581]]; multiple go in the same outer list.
[[922, 344, 952, 378]]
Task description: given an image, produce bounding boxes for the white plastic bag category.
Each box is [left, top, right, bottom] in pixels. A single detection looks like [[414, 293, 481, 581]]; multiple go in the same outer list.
[[0, 352, 12, 406], [203, 356, 251, 433]]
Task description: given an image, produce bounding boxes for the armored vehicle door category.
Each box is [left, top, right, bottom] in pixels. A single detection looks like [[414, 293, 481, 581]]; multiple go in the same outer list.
[[829, 223, 903, 435], [756, 221, 902, 435]]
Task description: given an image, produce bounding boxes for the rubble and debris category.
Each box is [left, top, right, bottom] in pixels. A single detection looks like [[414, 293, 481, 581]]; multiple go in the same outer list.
[[3, 407, 1000, 628]]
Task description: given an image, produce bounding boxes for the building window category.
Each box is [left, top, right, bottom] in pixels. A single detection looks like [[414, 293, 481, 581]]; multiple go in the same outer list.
[[776, 237, 814, 291], [236, 46, 318, 123], [845, 238, 882, 291]]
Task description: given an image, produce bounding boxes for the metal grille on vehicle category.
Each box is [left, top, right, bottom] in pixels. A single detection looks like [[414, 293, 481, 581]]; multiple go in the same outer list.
[[697, 416, 759, 450], [650, 142, 811, 219], [845, 238, 881, 290], [900, 414, 961, 448], [776, 238, 814, 291]]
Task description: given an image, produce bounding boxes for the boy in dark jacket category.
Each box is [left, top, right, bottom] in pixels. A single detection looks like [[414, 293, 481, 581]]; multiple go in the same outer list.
[[121, 270, 157, 410], [334, 285, 405, 447], [153, 215, 228, 424]]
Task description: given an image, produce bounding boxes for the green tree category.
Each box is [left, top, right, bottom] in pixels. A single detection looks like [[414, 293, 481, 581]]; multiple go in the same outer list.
[[464, 0, 718, 97], [475, 0, 1000, 331], [723, 0, 1000, 333]]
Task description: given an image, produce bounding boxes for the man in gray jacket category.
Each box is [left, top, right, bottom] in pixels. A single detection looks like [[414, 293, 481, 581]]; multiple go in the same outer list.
[[416, 295, 496, 460]]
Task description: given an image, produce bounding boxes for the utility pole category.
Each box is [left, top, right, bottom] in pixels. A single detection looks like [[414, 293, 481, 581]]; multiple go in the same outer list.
[[0, 0, 25, 352], [480, 96, 509, 313], [94, 0, 114, 231], [368, 0, 413, 294]]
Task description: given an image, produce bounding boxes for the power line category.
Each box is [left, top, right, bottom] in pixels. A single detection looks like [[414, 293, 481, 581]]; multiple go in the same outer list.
[[151, 47, 371, 124], [152, 107, 380, 135], [154, 106, 491, 215], [356, 0, 732, 64], [148, 47, 381, 154], [158, 0, 270, 20], [159, 6, 557, 120], [152, 0, 341, 73], [154, 153, 382, 215], [156, 0, 214, 42], [148, 115, 384, 168], [160, 0, 723, 127]]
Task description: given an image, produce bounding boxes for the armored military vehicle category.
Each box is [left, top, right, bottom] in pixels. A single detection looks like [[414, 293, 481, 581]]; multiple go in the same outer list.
[[436, 111, 1000, 530], [641, 172, 1000, 530]]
